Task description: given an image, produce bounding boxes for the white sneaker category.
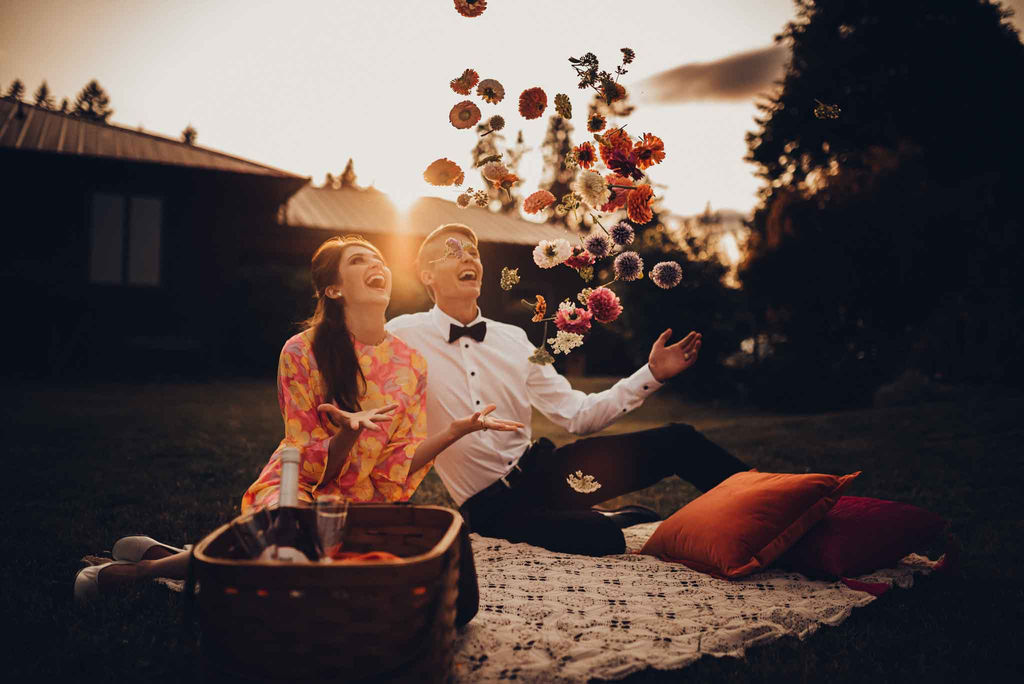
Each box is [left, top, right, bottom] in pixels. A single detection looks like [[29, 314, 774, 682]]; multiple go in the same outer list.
[[111, 536, 185, 562], [74, 561, 136, 605]]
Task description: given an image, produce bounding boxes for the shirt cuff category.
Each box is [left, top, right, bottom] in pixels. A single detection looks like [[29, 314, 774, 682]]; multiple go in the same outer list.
[[629, 363, 664, 396]]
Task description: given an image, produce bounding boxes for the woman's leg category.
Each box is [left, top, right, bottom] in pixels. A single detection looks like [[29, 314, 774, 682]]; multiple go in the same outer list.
[[94, 550, 191, 591]]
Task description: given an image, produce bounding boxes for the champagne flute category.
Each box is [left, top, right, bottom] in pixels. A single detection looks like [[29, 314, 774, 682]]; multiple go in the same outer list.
[[313, 496, 350, 563]]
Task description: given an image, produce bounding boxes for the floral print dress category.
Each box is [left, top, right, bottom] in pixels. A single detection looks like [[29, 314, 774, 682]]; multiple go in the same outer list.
[[241, 329, 429, 514]]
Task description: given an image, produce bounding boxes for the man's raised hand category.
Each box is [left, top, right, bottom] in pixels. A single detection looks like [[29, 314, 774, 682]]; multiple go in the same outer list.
[[648, 329, 702, 382]]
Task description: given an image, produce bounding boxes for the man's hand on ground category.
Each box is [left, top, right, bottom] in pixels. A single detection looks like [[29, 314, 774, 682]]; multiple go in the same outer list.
[[648, 329, 702, 382]]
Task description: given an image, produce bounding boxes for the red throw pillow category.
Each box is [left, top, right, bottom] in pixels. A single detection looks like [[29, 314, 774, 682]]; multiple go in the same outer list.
[[775, 496, 947, 579], [640, 470, 859, 579]]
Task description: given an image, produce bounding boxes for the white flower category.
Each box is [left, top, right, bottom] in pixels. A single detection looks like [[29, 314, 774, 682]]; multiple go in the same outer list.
[[547, 330, 584, 355], [532, 238, 572, 269], [558, 299, 576, 312], [566, 470, 602, 494], [481, 161, 509, 182], [573, 170, 610, 209]]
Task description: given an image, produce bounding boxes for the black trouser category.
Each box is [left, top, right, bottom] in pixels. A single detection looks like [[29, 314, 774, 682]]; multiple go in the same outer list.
[[459, 422, 751, 557]]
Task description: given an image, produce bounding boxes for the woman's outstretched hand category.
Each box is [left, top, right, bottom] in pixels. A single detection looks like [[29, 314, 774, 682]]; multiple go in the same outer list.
[[318, 403, 399, 433], [450, 404, 525, 438]]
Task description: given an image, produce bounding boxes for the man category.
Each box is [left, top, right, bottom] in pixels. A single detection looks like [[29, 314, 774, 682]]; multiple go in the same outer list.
[[386, 224, 750, 556]]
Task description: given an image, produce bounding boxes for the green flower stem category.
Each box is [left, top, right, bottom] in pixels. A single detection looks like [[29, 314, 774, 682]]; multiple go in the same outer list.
[[590, 213, 611, 236]]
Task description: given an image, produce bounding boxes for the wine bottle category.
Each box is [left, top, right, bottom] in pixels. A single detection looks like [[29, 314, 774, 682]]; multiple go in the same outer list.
[[258, 446, 318, 562]]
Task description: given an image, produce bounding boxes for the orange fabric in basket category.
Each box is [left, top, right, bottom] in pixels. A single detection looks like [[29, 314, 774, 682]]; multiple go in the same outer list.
[[331, 551, 403, 563]]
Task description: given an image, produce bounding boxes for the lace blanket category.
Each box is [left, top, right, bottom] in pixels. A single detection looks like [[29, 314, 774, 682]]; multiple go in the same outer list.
[[453, 522, 939, 682]]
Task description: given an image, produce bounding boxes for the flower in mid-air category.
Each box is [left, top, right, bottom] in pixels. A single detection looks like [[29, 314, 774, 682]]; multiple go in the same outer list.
[[555, 93, 572, 118], [531, 295, 547, 322], [518, 87, 547, 120], [583, 233, 612, 260], [613, 251, 644, 281], [554, 302, 593, 335], [499, 266, 520, 291], [626, 185, 654, 224], [523, 190, 557, 214], [477, 79, 505, 104], [609, 221, 635, 246], [574, 170, 610, 208], [450, 68, 479, 95], [586, 287, 623, 323], [481, 161, 509, 182], [600, 173, 634, 212], [566, 470, 602, 494], [450, 100, 482, 129], [650, 261, 683, 289], [528, 346, 555, 365], [533, 239, 572, 269], [574, 142, 596, 169], [423, 159, 464, 186], [548, 330, 585, 355], [454, 0, 487, 18], [563, 246, 595, 270], [597, 127, 632, 167], [586, 113, 606, 133], [635, 133, 665, 169], [456, 193, 472, 208]]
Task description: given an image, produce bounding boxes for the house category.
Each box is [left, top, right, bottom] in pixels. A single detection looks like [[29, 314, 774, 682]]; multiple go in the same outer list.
[[0, 98, 584, 376]]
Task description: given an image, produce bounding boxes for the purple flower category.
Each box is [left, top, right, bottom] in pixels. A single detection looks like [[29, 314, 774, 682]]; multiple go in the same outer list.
[[584, 233, 612, 259], [609, 221, 635, 246], [650, 261, 683, 289], [613, 251, 644, 281]]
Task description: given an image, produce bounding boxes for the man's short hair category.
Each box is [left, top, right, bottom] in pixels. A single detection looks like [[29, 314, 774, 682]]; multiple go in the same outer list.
[[416, 223, 480, 302]]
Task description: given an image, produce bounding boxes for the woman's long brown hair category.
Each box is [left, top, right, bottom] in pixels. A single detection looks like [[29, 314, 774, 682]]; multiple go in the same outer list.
[[301, 236, 385, 412]]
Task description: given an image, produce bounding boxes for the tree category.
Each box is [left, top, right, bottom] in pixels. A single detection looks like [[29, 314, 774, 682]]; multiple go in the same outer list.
[[741, 0, 1024, 404], [33, 81, 54, 109], [5, 79, 25, 101], [338, 158, 357, 188], [323, 172, 336, 189], [538, 115, 578, 228], [72, 79, 113, 123], [58, 98, 68, 113], [181, 124, 197, 145], [470, 124, 520, 213]]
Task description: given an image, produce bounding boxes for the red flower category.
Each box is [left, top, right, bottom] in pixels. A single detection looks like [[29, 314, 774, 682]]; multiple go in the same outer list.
[[523, 190, 556, 214], [555, 305, 593, 335], [563, 246, 595, 270], [449, 100, 482, 129], [598, 127, 632, 167], [518, 87, 547, 120], [626, 185, 654, 225], [574, 142, 596, 169], [454, 0, 487, 18], [587, 113, 606, 133], [635, 133, 665, 169], [599, 173, 634, 212], [586, 287, 623, 324]]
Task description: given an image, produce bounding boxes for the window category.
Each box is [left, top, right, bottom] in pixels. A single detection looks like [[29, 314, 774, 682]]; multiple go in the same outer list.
[[89, 193, 162, 286]]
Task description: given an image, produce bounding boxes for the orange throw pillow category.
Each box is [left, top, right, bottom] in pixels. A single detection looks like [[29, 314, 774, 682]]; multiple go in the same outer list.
[[640, 470, 860, 579]]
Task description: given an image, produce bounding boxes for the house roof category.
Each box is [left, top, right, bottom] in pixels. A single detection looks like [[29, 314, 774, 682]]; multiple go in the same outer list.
[[0, 99, 307, 179], [284, 185, 576, 246]]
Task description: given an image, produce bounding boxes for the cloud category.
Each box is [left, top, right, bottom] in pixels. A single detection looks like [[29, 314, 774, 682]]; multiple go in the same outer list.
[[633, 44, 789, 105]]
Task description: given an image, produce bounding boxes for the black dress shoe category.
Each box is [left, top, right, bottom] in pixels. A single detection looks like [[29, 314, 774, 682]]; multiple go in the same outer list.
[[592, 504, 662, 529]]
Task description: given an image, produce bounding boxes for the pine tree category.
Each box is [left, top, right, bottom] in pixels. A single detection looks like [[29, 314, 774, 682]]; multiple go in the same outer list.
[[33, 81, 55, 109], [339, 158, 357, 188], [72, 79, 113, 123], [5, 79, 25, 101], [538, 115, 577, 228], [58, 98, 68, 113], [323, 172, 336, 189], [181, 124, 197, 145]]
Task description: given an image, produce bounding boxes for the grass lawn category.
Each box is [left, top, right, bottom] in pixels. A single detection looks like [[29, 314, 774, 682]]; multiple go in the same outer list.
[[3, 377, 1021, 682]]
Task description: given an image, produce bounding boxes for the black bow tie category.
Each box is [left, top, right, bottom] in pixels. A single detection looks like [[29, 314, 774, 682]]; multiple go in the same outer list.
[[449, 321, 487, 344]]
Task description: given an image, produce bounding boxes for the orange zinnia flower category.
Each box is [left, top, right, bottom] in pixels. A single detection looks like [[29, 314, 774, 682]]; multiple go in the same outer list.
[[575, 142, 596, 169], [450, 68, 479, 95], [586, 113, 606, 133], [423, 158, 465, 186], [449, 100, 482, 129], [600, 173, 635, 212], [492, 172, 519, 191], [598, 127, 633, 167], [635, 133, 665, 169], [518, 87, 547, 120], [454, 0, 487, 18], [626, 185, 654, 225], [523, 190, 556, 214], [602, 81, 627, 104], [532, 295, 547, 322]]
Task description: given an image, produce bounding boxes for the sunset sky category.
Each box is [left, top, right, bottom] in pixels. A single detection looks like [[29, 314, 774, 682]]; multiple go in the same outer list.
[[3, 0, 1022, 217]]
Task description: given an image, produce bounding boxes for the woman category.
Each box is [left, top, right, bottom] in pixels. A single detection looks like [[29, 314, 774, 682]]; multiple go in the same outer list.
[[75, 235, 522, 601]]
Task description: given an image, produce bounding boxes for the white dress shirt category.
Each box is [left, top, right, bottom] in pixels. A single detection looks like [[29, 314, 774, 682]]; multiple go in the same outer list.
[[386, 305, 663, 506]]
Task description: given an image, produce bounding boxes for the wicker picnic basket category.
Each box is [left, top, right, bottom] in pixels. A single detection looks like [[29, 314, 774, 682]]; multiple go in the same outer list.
[[188, 504, 478, 683]]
